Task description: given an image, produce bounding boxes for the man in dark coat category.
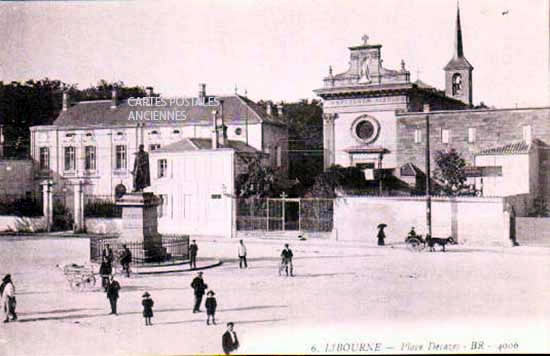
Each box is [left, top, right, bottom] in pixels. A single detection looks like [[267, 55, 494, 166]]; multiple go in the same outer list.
[[377, 225, 386, 246], [280, 243, 294, 277], [189, 240, 198, 269], [190, 271, 207, 313], [106, 275, 121, 315], [222, 322, 239, 355], [102, 244, 114, 267], [120, 245, 132, 278], [99, 257, 112, 292], [131, 144, 151, 192]]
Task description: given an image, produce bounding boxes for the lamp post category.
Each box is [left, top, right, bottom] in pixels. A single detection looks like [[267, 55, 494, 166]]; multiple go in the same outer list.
[[280, 192, 287, 231], [425, 107, 432, 238]]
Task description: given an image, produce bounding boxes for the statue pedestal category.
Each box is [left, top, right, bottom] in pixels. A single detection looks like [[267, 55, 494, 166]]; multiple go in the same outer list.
[[116, 192, 166, 262]]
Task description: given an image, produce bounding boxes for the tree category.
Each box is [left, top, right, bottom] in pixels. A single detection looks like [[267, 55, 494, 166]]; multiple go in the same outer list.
[[307, 165, 368, 198], [433, 149, 467, 195], [528, 196, 549, 217], [235, 157, 275, 199], [0, 79, 149, 158], [257, 99, 324, 192]]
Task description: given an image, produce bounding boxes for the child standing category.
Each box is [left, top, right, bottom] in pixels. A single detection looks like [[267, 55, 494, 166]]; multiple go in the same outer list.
[[205, 290, 217, 325], [142, 292, 154, 326]]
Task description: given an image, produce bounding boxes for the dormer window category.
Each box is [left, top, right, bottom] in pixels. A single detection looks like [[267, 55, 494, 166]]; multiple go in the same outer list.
[[85, 133, 93, 137], [116, 132, 124, 136], [149, 130, 159, 135], [173, 129, 180, 134]]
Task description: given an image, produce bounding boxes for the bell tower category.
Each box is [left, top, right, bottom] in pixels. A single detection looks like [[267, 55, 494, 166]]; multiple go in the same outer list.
[[444, 4, 473, 106]]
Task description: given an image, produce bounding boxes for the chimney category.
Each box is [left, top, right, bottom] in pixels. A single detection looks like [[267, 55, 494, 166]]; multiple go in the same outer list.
[[219, 99, 227, 145], [62, 92, 69, 111], [145, 86, 153, 97], [211, 110, 219, 149], [198, 83, 206, 100], [111, 88, 118, 109], [266, 103, 272, 116], [277, 104, 283, 116], [423, 104, 431, 112]]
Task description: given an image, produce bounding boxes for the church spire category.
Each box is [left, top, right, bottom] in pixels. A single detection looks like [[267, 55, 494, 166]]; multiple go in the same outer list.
[[444, 1, 473, 107], [454, 3, 464, 58]]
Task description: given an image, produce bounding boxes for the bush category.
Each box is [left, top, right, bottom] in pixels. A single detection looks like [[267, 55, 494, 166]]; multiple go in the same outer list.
[[0, 198, 43, 217], [84, 200, 122, 218], [528, 196, 549, 217], [52, 201, 73, 231]]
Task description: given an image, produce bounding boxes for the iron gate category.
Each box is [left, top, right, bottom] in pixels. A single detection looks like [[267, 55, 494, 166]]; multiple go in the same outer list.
[[237, 198, 333, 232]]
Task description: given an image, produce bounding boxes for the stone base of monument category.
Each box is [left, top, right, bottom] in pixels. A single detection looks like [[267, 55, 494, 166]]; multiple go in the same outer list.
[[115, 192, 168, 262], [89, 192, 195, 271]]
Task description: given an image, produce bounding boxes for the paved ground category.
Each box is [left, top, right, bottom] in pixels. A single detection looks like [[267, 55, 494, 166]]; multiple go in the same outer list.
[[0, 235, 549, 355]]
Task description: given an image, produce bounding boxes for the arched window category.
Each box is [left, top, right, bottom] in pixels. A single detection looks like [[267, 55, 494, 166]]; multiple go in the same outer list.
[[452, 73, 463, 96]]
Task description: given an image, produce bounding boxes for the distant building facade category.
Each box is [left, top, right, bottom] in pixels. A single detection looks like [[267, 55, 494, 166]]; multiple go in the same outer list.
[[29, 85, 288, 199], [315, 6, 550, 202]]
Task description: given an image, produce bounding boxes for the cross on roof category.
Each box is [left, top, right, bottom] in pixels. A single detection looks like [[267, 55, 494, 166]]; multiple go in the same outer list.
[[362, 34, 369, 45], [280, 192, 288, 199]]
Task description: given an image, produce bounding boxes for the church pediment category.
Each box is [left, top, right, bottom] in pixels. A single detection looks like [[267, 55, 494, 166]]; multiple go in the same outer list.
[[320, 35, 410, 91]]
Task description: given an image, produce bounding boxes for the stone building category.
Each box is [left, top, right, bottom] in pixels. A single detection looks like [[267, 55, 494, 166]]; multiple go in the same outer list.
[[149, 136, 267, 238], [315, 6, 550, 202], [29, 84, 288, 199]]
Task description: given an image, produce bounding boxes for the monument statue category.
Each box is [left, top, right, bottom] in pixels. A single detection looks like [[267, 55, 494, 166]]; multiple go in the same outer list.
[[131, 144, 151, 192]]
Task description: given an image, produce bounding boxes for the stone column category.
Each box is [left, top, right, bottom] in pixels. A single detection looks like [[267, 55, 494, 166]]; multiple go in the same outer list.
[[41, 180, 53, 232], [323, 113, 336, 171], [73, 180, 85, 232]]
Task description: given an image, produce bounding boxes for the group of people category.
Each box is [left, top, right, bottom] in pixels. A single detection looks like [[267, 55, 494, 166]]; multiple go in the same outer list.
[[1, 238, 296, 355], [99, 244, 132, 316], [190, 271, 238, 354], [237, 239, 294, 277], [100, 244, 132, 291]]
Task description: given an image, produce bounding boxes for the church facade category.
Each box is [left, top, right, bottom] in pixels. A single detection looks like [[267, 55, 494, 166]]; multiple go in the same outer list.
[[315, 7, 550, 203]]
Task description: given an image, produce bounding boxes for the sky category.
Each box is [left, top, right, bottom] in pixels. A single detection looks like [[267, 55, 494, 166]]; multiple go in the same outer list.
[[0, 0, 548, 108]]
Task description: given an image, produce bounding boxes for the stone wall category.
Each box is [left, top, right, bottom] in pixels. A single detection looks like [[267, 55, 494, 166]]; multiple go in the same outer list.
[[0, 216, 47, 232], [85, 217, 122, 235], [332, 196, 510, 246], [262, 123, 288, 176], [516, 217, 550, 245], [396, 107, 550, 167]]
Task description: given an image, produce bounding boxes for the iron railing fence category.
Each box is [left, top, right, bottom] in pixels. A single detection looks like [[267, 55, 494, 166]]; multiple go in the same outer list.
[[90, 235, 189, 266]]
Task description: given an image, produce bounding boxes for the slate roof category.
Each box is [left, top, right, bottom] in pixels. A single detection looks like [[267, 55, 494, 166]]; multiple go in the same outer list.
[[444, 56, 474, 71], [476, 141, 536, 156], [400, 162, 425, 177], [53, 95, 285, 128], [154, 137, 263, 155]]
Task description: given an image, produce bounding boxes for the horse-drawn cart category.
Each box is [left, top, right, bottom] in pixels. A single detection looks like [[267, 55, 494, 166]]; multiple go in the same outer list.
[[62, 264, 97, 291], [405, 234, 426, 252]]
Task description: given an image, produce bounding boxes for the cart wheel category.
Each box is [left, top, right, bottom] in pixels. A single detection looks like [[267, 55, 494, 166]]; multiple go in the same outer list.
[[407, 238, 424, 252], [70, 278, 83, 291], [84, 275, 96, 289]]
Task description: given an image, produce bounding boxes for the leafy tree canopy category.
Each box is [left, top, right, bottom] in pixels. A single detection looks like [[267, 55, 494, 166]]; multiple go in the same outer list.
[[0, 79, 149, 158], [433, 148, 467, 195]]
